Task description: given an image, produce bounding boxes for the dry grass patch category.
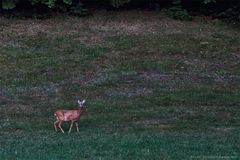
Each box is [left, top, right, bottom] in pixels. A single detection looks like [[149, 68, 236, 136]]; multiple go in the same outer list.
[[2, 11, 239, 48]]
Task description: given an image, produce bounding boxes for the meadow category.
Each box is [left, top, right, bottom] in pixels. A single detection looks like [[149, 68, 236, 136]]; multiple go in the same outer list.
[[0, 11, 240, 159]]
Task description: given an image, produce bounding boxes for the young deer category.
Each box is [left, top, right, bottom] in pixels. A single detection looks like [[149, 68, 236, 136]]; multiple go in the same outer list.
[[54, 99, 86, 133]]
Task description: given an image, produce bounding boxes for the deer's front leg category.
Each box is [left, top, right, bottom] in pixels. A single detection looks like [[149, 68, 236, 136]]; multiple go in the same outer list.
[[58, 121, 65, 133], [75, 122, 79, 133], [68, 121, 74, 134], [54, 120, 59, 132]]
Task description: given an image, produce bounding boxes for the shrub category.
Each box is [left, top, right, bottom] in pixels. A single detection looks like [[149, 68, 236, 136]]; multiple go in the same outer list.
[[1, 0, 89, 17], [0, 0, 240, 22], [215, 4, 240, 22], [163, 0, 192, 21]]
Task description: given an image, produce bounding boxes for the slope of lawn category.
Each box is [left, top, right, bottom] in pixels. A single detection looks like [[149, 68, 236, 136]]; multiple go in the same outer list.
[[0, 11, 240, 159]]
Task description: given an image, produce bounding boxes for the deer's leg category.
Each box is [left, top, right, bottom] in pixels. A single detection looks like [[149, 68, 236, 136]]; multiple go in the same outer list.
[[54, 120, 59, 132], [68, 121, 74, 134], [58, 121, 65, 133], [75, 122, 79, 133]]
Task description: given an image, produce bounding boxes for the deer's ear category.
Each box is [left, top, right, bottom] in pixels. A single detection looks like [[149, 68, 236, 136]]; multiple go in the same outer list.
[[77, 100, 81, 105], [82, 99, 86, 104]]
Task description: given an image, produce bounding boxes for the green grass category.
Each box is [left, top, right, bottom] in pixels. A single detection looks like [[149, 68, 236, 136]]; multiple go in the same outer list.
[[1, 131, 239, 159], [0, 11, 240, 159]]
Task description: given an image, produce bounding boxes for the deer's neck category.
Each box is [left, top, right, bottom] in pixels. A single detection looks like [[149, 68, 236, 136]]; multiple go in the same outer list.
[[77, 108, 84, 114]]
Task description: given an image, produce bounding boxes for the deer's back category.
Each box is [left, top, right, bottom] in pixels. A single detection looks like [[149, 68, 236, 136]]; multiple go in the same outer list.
[[54, 110, 80, 121]]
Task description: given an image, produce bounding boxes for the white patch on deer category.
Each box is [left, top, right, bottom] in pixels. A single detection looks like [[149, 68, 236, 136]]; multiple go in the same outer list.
[[64, 115, 68, 121], [54, 113, 59, 120]]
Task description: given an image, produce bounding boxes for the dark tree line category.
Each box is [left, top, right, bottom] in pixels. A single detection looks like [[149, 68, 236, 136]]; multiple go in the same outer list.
[[1, 0, 240, 21]]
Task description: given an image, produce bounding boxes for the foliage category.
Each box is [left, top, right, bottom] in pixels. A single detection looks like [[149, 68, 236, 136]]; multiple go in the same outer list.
[[0, 0, 133, 17], [70, 2, 88, 16], [167, 8, 192, 21], [110, 0, 131, 8], [2, 0, 16, 10], [203, 0, 216, 4], [163, 0, 192, 21], [215, 4, 240, 22], [1, 0, 88, 16], [1, 0, 240, 21]]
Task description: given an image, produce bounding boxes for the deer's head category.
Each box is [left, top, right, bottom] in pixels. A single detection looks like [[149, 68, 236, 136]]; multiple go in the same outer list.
[[77, 99, 86, 108]]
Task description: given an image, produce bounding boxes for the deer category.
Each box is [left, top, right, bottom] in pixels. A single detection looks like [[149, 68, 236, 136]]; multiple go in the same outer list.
[[54, 99, 86, 134]]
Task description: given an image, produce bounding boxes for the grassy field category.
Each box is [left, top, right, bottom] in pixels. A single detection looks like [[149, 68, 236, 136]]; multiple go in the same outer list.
[[0, 11, 240, 159]]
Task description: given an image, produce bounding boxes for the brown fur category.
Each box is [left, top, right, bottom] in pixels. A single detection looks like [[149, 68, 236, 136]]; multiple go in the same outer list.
[[54, 107, 85, 133]]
